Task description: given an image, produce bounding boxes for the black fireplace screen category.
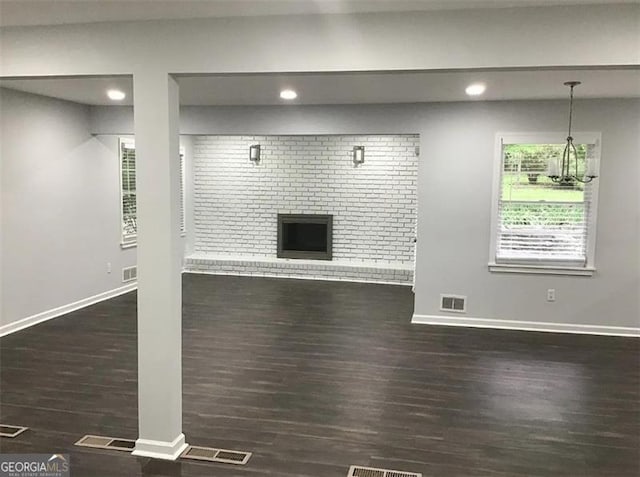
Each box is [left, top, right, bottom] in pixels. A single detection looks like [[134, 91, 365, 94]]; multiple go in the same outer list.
[[277, 214, 333, 260]]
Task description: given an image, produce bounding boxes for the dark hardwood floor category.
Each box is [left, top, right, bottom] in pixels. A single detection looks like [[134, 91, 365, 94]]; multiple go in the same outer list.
[[1, 274, 639, 476]]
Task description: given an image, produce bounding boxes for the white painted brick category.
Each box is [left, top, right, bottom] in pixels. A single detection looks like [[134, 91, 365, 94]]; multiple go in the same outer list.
[[191, 134, 418, 280]]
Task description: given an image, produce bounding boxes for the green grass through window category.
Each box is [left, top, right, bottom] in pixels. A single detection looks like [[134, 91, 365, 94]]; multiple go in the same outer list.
[[501, 174, 584, 202]]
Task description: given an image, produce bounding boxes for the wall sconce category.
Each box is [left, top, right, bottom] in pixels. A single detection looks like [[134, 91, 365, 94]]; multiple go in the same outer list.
[[353, 146, 365, 166], [249, 144, 261, 164]]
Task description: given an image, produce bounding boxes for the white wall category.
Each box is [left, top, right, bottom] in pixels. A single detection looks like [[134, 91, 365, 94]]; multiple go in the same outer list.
[[2, 5, 638, 77], [2, 94, 637, 330], [92, 98, 640, 330], [181, 134, 196, 257], [191, 134, 418, 263], [414, 100, 639, 330], [0, 88, 136, 330]]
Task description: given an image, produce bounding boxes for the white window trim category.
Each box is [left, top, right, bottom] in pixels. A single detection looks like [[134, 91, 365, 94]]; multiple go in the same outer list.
[[488, 132, 601, 276], [119, 138, 186, 248], [488, 263, 596, 276]]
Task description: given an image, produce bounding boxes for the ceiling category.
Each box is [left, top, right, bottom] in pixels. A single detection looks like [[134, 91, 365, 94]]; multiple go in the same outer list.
[[1, 69, 638, 106], [0, 0, 636, 27]]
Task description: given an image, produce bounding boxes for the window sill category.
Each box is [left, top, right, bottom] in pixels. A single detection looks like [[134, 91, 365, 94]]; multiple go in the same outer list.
[[488, 263, 595, 276]]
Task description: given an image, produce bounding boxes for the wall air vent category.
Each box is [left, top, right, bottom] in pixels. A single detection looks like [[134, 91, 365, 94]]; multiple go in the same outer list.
[[348, 465, 422, 477], [122, 266, 137, 283], [440, 294, 466, 313]]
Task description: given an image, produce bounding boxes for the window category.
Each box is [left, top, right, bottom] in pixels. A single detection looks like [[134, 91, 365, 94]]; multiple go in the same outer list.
[[489, 133, 601, 275], [179, 151, 186, 235], [119, 138, 186, 247], [120, 138, 137, 245]]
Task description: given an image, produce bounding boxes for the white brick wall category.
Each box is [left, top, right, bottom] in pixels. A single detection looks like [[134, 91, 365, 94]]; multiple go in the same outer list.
[[190, 134, 418, 281]]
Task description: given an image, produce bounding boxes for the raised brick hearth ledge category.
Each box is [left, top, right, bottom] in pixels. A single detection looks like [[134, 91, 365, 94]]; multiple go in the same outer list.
[[184, 254, 413, 285]]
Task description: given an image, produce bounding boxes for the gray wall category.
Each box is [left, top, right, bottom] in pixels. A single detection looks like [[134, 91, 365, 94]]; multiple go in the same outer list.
[[91, 99, 640, 329], [0, 88, 136, 328], [414, 100, 639, 328]]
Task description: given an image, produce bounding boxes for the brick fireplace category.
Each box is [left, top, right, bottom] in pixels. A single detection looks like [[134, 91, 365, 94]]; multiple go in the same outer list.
[[184, 134, 418, 284]]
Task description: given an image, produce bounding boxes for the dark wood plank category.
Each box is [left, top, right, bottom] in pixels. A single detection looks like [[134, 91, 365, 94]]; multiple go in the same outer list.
[[1, 273, 638, 476]]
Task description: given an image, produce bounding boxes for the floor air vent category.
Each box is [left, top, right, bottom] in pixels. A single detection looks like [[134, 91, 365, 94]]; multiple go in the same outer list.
[[122, 266, 137, 283], [75, 435, 136, 452], [440, 294, 466, 313], [181, 445, 251, 465], [348, 466, 422, 477], [0, 425, 29, 438]]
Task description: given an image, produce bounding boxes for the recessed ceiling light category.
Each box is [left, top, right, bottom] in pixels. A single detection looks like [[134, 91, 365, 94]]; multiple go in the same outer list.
[[465, 83, 486, 96], [107, 89, 126, 101], [280, 89, 297, 100]]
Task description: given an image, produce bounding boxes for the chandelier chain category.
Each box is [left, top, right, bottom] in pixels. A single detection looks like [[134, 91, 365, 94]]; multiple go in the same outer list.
[[567, 83, 574, 139]]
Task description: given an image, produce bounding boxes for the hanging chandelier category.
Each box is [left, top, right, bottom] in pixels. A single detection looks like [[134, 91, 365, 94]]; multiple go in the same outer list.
[[548, 81, 598, 184]]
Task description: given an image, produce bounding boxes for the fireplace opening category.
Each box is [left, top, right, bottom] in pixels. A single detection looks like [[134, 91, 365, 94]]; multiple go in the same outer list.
[[277, 214, 333, 260]]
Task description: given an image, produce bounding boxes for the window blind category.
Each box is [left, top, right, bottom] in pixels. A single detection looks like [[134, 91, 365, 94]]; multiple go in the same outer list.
[[119, 139, 186, 244], [120, 141, 137, 243], [496, 143, 594, 266], [180, 152, 186, 234]]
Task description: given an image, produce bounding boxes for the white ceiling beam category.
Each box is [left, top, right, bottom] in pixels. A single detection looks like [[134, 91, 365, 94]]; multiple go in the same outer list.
[[1, 5, 638, 78]]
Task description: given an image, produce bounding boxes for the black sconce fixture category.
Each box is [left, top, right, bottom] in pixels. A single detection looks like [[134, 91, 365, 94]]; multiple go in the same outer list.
[[353, 146, 365, 166], [249, 144, 261, 164]]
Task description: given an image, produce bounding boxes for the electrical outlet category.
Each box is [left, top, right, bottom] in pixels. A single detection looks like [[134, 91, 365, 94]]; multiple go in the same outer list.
[[107, 262, 112, 274], [547, 288, 555, 302]]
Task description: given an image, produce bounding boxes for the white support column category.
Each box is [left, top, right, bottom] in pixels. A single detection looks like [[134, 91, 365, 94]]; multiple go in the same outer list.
[[131, 72, 187, 461]]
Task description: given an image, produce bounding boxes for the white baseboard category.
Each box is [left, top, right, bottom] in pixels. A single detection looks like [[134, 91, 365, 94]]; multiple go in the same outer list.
[[0, 283, 137, 337], [184, 269, 412, 287], [411, 314, 640, 337], [133, 433, 188, 461]]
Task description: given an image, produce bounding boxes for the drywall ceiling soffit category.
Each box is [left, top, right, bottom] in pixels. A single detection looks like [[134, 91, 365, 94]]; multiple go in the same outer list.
[[1, 69, 638, 106], [1, 0, 638, 27]]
